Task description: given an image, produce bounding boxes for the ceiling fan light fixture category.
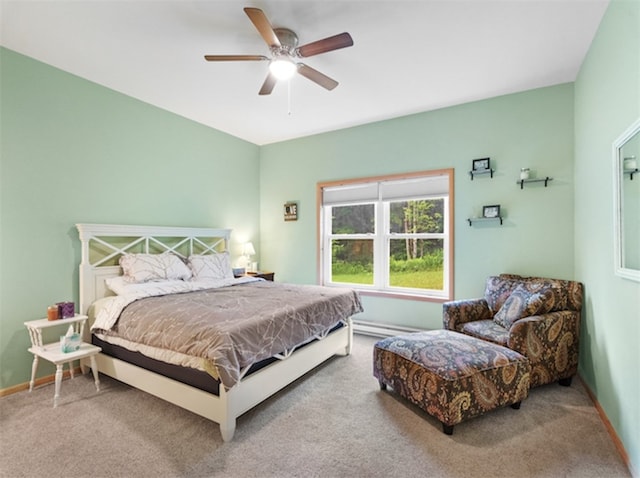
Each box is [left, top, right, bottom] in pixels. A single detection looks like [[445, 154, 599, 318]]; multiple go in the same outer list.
[[204, 8, 353, 95], [269, 58, 297, 80]]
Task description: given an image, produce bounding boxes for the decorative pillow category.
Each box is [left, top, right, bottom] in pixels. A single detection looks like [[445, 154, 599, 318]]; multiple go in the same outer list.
[[493, 284, 553, 329], [119, 253, 192, 283], [188, 253, 234, 281], [484, 276, 521, 313]]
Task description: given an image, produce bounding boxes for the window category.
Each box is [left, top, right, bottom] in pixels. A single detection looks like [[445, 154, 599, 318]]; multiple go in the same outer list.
[[318, 170, 453, 301]]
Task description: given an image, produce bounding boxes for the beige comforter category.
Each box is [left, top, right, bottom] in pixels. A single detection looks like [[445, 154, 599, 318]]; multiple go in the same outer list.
[[97, 281, 363, 389]]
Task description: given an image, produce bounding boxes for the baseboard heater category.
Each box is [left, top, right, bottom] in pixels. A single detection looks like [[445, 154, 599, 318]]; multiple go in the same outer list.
[[352, 320, 425, 338]]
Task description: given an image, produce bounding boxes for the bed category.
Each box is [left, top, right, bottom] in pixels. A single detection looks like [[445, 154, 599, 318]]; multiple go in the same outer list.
[[75, 223, 362, 441]]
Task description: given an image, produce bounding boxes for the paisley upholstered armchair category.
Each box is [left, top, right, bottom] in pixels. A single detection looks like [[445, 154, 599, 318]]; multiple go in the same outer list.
[[443, 274, 583, 388]]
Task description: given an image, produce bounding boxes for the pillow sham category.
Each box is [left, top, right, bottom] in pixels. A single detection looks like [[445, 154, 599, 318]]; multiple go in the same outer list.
[[119, 252, 192, 283], [493, 284, 553, 329], [188, 252, 234, 281]]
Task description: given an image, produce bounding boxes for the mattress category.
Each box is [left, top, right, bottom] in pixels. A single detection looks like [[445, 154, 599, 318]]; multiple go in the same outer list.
[[92, 322, 346, 395]]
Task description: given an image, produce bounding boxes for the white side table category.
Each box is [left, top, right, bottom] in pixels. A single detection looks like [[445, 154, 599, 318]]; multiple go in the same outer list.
[[25, 315, 101, 407]]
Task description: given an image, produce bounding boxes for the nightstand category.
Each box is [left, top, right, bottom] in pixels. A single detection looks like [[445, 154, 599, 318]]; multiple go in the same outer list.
[[24, 315, 101, 407], [246, 271, 275, 281]]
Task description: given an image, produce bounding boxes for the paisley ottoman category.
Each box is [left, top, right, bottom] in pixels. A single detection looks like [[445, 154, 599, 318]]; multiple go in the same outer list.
[[373, 329, 530, 434]]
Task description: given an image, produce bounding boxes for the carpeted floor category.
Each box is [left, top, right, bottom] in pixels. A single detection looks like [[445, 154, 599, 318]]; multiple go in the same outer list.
[[0, 334, 631, 478]]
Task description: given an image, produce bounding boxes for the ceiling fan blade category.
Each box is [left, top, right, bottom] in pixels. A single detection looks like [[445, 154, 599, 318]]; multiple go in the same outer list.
[[297, 64, 339, 91], [204, 55, 268, 62], [244, 7, 281, 48], [296, 32, 353, 58], [259, 73, 277, 96]]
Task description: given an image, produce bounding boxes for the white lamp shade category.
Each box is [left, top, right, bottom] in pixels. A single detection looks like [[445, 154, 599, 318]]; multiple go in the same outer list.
[[243, 242, 256, 256]]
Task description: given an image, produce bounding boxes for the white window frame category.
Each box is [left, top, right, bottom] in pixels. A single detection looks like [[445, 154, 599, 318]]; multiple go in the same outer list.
[[317, 169, 454, 302]]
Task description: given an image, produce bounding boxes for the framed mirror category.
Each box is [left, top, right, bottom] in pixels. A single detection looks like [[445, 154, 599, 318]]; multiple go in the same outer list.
[[613, 117, 640, 281]]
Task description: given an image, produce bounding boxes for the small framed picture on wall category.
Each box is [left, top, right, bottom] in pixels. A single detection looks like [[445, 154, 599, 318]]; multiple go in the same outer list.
[[483, 204, 501, 218], [284, 202, 298, 221], [472, 157, 491, 171]]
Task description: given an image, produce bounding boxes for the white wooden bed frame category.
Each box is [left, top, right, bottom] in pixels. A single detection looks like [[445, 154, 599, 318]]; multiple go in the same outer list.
[[76, 223, 353, 441]]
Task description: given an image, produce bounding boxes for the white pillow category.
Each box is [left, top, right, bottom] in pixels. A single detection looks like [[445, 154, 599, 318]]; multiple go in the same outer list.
[[119, 253, 192, 283], [188, 253, 234, 281], [105, 276, 194, 296]]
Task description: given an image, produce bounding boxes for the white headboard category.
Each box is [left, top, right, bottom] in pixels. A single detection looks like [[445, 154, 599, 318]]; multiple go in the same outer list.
[[76, 224, 231, 314]]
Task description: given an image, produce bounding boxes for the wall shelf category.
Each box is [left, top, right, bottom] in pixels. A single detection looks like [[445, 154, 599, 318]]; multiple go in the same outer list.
[[467, 217, 503, 226], [517, 177, 553, 189], [469, 169, 494, 180], [623, 168, 638, 180]]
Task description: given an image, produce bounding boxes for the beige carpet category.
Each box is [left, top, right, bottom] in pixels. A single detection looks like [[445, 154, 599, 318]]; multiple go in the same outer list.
[[0, 334, 630, 478]]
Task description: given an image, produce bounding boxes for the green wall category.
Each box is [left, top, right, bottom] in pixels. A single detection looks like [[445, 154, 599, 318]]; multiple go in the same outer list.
[[574, 0, 640, 474], [0, 48, 261, 388], [260, 84, 576, 329]]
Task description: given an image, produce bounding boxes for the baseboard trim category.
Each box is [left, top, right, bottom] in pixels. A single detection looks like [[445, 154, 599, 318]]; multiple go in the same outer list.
[[0, 367, 81, 398], [579, 376, 635, 477], [352, 320, 425, 338]]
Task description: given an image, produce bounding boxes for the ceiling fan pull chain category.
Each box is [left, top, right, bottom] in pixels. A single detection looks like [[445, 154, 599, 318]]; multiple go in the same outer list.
[[287, 80, 292, 116]]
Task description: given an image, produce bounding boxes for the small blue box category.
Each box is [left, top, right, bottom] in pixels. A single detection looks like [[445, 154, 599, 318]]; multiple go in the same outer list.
[[60, 333, 81, 353]]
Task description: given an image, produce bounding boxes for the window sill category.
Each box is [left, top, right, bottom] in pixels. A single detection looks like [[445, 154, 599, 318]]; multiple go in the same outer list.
[[355, 289, 450, 303]]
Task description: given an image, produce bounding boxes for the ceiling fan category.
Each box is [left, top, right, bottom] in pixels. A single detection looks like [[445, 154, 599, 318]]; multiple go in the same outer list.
[[204, 7, 354, 95]]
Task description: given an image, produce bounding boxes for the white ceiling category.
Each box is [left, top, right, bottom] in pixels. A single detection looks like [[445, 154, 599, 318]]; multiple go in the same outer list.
[[1, 0, 609, 145]]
